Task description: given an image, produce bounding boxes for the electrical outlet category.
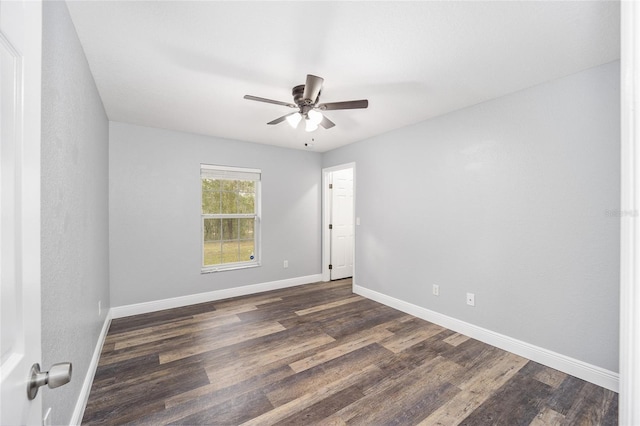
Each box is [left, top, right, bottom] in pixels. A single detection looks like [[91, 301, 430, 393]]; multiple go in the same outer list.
[[283, 260, 288, 268], [432, 285, 440, 296], [466, 293, 475, 306], [98, 300, 102, 316]]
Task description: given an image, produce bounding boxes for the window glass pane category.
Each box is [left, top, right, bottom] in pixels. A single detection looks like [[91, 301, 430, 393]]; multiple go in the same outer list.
[[238, 180, 255, 193], [202, 191, 221, 214], [221, 241, 239, 263], [238, 218, 254, 239], [203, 218, 222, 241], [221, 180, 238, 192], [202, 178, 222, 191], [239, 240, 255, 262], [238, 193, 255, 213], [203, 241, 222, 266], [221, 191, 239, 214], [222, 218, 238, 240]]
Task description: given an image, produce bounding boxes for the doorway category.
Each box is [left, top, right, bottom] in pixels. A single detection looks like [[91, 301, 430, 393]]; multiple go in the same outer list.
[[322, 163, 355, 282]]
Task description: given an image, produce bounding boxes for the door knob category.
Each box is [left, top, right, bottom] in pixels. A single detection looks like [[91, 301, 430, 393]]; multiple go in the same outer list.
[[27, 362, 72, 400]]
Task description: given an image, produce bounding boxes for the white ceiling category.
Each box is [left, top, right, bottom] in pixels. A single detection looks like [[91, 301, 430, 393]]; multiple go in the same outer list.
[[66, 1, 620, 152]]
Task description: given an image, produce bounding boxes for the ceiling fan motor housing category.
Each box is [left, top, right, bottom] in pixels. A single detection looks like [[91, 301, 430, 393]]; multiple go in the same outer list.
[[292, 84, 316, 113]]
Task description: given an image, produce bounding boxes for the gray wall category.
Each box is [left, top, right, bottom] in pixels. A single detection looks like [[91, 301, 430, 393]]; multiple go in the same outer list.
[[323, 61, 620, 372], [37, 5, 619, 420], [109, 122, 322, 307], [41, 1, 110, 424]]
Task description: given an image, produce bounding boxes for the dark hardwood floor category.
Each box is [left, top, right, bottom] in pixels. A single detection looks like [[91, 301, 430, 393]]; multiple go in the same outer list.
[[82, 279, 617, 425]]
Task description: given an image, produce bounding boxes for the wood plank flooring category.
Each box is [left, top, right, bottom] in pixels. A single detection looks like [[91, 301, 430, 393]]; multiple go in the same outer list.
[[82, 279, 618, 425]]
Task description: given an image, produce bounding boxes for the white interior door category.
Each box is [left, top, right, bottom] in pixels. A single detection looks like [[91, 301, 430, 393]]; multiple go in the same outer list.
[[0, 0, 43, 424], [330, 168, 354, 280]]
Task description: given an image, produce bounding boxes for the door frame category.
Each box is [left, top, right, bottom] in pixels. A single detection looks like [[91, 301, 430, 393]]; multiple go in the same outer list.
[[322, 163, 356, 283], [620, 1, 639, 423]]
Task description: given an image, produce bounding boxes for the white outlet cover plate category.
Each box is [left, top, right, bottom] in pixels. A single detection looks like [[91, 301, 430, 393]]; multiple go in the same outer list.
[[466, 293, 475, 306]]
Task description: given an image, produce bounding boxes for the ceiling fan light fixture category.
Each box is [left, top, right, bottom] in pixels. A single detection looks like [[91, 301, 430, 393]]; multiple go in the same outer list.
[[244, 74, 369, 131], [307, 110, 323, 125], [286, 112, 302, 128], [305, 118, 319, 132]]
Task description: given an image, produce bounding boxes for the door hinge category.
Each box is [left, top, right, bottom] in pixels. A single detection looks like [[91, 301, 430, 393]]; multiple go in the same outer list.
[[329, 264, 333, 270], [329, 224, 333, 230], [329, 183, 333, 189]]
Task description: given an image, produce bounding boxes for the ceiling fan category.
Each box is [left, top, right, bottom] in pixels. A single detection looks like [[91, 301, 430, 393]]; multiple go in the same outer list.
[[244, 74, 368, 132]]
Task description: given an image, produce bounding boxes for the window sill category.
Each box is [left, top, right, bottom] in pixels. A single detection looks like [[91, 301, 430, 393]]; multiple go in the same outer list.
[[201, 262, 261, 274]]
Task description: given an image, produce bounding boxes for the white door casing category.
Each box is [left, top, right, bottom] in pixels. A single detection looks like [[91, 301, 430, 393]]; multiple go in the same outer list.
[[620, 0, 640, 423], [330, 168, 354, 280], [0, 0, 42, 424]]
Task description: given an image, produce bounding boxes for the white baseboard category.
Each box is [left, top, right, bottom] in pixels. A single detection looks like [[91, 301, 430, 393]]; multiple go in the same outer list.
[[111, 274, 323, 319], [354, 284, 619, 392], [69, 311, 112, 426]]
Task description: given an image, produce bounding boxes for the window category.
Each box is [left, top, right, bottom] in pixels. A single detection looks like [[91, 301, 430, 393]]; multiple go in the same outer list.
[[201, 164, 261, 272]]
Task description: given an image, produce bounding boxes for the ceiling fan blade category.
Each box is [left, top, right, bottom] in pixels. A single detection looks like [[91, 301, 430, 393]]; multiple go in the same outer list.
[[319, 115, 335, 129], [267, 112, 298, 125], [318, 100, 369, 110], [303, 75, 324, 103], [244, 95, 296, 108]]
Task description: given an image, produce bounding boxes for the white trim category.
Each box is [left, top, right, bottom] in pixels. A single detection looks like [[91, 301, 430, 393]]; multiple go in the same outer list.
[[620, 0, 640, 423], [200, 164, 261, 174], [322, 170, 331, 282], [69, 312, 112, 426], [354, 284, 619, 392], [201, 262, 261, 274], [322, 163, 356, 284], [111, 274, 322, 319]]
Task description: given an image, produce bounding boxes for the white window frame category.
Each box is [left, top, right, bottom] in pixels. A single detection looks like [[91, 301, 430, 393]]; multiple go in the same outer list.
[[201, 164, 261, 273]]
